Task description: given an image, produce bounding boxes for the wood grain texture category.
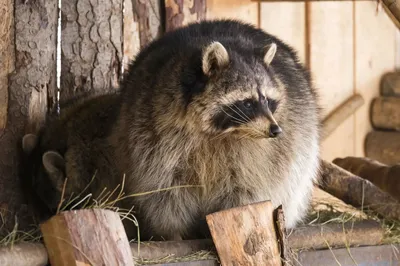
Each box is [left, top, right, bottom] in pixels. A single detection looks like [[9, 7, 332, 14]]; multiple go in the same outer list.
[[381, 72, 400, 96], [0, 0, 13, 132], [123, 0, 141, 70], [259, 3, 306, 63], [309, 3, 355, 161], [40, 209, 134, 266], [206, 0, 259, 26], [165, 0, 206, 32], [0, 0, 58, 236], [333, 156, 400, 202], [371, 97, 400, 130], [60, 0, 123, 101], [320, 160, 400, 220], [322, 94, 364, 140], [131, 0, 162, 49], [354, 3, 397, 156], [206, 201, 282, 266], [365, 131, 400, 165]]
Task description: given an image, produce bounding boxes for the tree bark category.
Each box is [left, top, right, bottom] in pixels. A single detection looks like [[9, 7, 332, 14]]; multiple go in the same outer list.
[[319, 160, 400, 220], [333, 156, 400, 202], [165, 0, 206, 32], [40, 209, 135, 266], [365, 131, 400, 165], [0, 0, 58, 236], [60, 0, 123, 101], [206, 201, 282, 266], [371, 97, 400, 131], [381, 72, 400, 97], [131, 0, 163, 49]]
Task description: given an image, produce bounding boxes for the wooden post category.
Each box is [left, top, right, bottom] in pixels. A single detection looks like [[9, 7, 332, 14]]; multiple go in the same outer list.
[[165, 0, 206, 32], [365, 131, 400, 165], [333, 156, 400, 202], [40, 209, 135, 266], [206, 201, 283, 266], [321, 94, 364, 140], [371, 97, 400, 130], [381, 72, 400, 97], [0, 0, 58, 235], [60, 0, 124, 101], [320, 160, 400, 220]]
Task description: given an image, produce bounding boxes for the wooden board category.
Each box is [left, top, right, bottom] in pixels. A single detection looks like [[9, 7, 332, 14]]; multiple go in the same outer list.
[[123, 0, 141, 71], [309, 3, 354, 161], [354, 3, 397, 156], [260, 3, 306, 63], [206, 0, 259, 26]]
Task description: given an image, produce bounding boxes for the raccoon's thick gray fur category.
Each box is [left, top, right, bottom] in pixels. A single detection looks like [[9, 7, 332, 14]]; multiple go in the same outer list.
[[111, 19, 321, 240], [22, 19, 321, 241]]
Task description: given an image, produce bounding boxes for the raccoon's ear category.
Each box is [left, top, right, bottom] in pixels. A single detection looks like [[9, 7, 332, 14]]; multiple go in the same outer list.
[[22, 134, 38, 155], [42, 151, 65, 176], [202, 41, 229, 76], [264, 43, 277, 67]]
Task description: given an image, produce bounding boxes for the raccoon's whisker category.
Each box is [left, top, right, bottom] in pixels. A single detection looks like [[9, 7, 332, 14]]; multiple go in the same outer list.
[[226, 104, 249, 123], [219, 108, 246, 125], [232, 103, 251, 122]]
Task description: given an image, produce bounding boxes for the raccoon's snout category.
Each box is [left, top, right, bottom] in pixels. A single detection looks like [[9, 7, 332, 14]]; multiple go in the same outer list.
[[269, 124, 282, 138]]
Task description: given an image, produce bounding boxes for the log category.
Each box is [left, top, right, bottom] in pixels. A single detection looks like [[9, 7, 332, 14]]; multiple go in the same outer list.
[[131, 0, 163, 49], [371, 97, 400, 130], [381, 0, 400, 31], [319, 160, 400, 220], [165, 0, 206, 32], [321, 94, 364, 141], [40, 209, 134, 266], [0, 242, 48, 266], [60, 0, 123, 101], [0, 0, 58, 236], [206, 201, 282, 266], [333, 156, 400, 202], [0, 0, 13, 132], [365, 131, 400, 165], [381, 72, 400, 97]]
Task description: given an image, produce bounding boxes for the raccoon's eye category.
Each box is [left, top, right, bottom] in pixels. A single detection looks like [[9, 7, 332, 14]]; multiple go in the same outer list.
[[243, 100, 253, 109]]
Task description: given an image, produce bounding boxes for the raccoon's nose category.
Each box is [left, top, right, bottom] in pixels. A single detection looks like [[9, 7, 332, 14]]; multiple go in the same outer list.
[[269, 124, 282, 138]]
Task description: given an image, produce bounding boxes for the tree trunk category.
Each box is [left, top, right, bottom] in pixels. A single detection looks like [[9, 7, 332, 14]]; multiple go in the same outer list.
[[371, 97, 400, 131], [165, 0, 206, 32], [365, 131, 400, 165], [131, 0, 163, 49], [381, 72, 400, 97], [0, 0, 58, 235], [60, 0, 123, 101]]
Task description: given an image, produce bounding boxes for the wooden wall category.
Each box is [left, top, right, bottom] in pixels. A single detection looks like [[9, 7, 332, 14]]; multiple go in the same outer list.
[[204, 1, 398, 162]]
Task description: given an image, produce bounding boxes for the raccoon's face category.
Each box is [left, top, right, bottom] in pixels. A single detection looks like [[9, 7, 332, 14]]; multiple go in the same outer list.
[[187, 41, 285, 139]]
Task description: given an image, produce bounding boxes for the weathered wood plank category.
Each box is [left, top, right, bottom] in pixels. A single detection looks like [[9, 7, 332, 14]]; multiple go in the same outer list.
[[206, 0, 259, 26], [123, 0, 141, 70], [41, 209, 134, 266], [165, 0, 206, 32], [206, 201, 282, 266], [0, 0, 58, 235], [60, 0, 123, 100]]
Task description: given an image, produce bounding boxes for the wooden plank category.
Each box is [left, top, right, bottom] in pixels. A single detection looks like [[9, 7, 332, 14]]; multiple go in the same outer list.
[[354, 3, 397, 156], [309, 3, 355, 161], [60, 0, 123, 101], [123, 0, 141, 71], [40, 209, 134, 266], [165, 0, 206, 31], [0, 0, 58, 236], [206, 201, 282, 266], [296, 244, 400, 266], [206, 0, 259, 26], [0, 0, 13, 132], [259, 3, 306, 63]]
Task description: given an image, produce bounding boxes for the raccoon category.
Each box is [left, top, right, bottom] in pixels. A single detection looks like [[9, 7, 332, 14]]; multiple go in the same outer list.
[[21, 92, 121, 221], [22, 19, 321, 241], [110, 19, 321, 240]]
